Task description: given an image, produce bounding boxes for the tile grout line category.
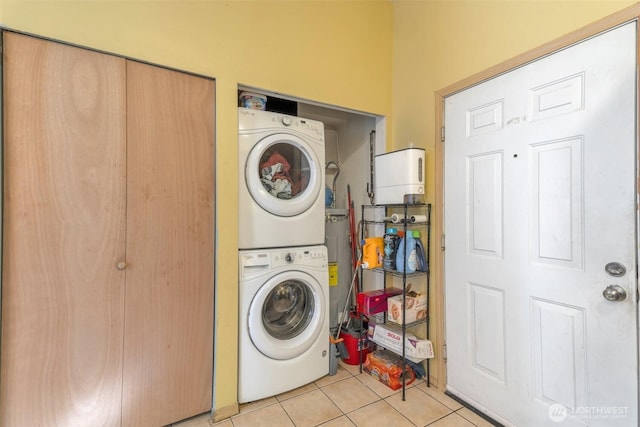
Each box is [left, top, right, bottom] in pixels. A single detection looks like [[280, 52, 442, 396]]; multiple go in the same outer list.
[[453, 407, 486, 427], [223, 369, 457, 427], [321, 365, 428, 426], [348, 398, 420, 427], [315, 371, 399, 427], [316, 376, 347, 416]]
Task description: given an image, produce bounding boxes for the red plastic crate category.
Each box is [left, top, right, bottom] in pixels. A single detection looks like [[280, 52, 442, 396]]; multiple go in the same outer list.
[[356, 288, 403, 316]]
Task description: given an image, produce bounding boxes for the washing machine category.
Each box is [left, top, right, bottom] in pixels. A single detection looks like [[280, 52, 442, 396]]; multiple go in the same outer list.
[[238, 245, 329, 403], [238, 107, 325, 249]]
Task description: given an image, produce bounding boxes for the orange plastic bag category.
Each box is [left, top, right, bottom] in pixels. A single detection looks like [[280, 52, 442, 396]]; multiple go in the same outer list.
[[363, 350, 415, 390]]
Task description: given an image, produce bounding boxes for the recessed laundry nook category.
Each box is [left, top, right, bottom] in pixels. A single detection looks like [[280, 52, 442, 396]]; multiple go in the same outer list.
[[235, 83, 435, 415]]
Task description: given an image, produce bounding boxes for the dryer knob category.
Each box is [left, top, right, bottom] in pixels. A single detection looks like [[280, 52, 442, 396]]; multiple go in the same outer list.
[[281, 116, 292, 126], [285, 253, 294, 263]]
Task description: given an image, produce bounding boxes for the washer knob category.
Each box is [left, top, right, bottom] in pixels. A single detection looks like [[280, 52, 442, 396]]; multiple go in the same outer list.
[[285, 253, 294, 263], [281, 116, 292, 126]]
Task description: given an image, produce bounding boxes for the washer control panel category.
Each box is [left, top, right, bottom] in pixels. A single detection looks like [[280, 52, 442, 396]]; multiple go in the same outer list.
[[271, 246, 327, 268]]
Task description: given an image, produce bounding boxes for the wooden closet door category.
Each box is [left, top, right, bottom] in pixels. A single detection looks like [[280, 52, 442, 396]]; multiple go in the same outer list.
[[123, 61, 215, 426], [0, 33, 127, 426]]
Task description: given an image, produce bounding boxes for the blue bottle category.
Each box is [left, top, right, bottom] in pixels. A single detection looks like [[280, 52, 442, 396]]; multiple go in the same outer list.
[[413, 230, 428, 272], [395, 234, 405, 272], [383, 227, 398, 270], [396, 230, 417, 273]]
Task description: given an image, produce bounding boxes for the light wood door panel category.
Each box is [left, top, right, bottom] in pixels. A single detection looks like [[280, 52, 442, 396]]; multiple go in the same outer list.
[[122, 61, 215, 426], [0, 32, 127, 426]]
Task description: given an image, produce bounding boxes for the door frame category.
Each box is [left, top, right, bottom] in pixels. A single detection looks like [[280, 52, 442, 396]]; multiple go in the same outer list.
[[433, 3, 640, 391]]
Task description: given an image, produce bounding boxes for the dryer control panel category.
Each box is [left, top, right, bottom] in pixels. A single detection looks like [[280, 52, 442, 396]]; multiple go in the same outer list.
[[270, 115, 323, 138], [238, 107, 323, 139]]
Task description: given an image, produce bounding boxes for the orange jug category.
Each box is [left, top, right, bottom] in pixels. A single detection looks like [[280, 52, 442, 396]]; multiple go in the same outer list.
[[362, 237, 384, 269]]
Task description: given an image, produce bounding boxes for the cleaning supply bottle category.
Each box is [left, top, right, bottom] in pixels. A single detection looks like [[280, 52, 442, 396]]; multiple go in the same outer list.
[[413, 230, 428, 272], [406, 231, 418, 273], [393, 230, 404, 271], [395, 230, 417, 273], [362, 237, 384, 268], [383, 228, 398, 270]]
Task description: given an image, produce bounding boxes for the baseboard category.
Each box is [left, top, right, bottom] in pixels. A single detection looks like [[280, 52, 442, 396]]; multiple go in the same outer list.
[[212, 403, 240, 423]]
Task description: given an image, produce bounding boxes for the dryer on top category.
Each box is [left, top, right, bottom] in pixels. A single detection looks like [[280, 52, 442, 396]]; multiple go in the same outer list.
[[238, 108, 325, 249]]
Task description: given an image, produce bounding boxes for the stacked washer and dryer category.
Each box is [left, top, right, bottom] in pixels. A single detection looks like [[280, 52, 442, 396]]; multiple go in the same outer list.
[[237, 107, 329, 403]]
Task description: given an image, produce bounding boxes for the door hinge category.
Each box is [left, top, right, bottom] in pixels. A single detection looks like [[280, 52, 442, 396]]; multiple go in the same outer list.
[[441, 233, 445, 251], [443, 343, 447, 362], [440, 126, 445, 142]]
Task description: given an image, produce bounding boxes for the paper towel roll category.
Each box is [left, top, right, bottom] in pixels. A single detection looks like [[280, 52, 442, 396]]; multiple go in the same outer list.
[[391, 214, 404, 223], [409, 215, 427, 223], [391, 214, 427, 223]]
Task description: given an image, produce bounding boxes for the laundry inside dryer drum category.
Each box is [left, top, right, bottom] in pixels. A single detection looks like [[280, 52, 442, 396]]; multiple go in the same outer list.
[[259, 142, 311, 200], [263, 280, 314, 339]]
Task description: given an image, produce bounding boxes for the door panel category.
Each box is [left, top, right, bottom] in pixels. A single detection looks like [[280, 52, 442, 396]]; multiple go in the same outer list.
[[445, 22, 637, 426], [530, 299, 587, 410], [123, 61, 215, 426], [0, 32, 127, 426], [530, 138, 583, 268], [245, 133, 322, 217], [467, 152, 503, 258], [248, 272, 325, 360]]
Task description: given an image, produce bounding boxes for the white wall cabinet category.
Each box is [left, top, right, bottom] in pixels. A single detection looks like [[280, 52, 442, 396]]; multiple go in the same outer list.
[[0, 32, 215, 427]]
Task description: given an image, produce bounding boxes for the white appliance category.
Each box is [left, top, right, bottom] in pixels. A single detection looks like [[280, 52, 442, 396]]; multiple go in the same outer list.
[[238, 108, 325, 249], [238, 245, 329, 403], [374, 147, 425, 205]]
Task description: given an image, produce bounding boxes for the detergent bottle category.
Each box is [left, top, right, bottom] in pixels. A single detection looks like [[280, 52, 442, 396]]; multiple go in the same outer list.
[[395, 230, 417, 273], [382, 227, 398, 270], [362, 237, 384, 268], [395, 234, 405, 272], [413, 230, 428, 272]]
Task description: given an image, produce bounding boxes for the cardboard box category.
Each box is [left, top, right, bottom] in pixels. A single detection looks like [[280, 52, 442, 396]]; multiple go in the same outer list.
[[357, 288, 403, 316], [368, 323, 434, 362], [387, 293, 427, 324]]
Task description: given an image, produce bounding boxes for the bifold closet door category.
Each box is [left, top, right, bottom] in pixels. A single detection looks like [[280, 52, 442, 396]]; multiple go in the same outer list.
[[0, 32, 215, 427], [122, 61, 215, 426], [0, 32, 127, 426]]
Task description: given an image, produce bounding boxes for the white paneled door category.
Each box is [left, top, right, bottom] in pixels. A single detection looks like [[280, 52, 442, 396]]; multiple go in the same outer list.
[[444, 22, 638, 426]]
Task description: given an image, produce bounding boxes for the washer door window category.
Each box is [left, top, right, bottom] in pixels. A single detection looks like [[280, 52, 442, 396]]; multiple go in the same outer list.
[[248, 271, 326, 360], [246, 133, 321, 217]]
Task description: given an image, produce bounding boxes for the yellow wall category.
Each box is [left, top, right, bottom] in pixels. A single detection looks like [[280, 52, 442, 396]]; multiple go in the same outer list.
[[0, 0, 393, 416], [393, 0, 636, 199], [391, 0, 635, 202], [2, 0, 639, 418], [392, 0, 637, 386]]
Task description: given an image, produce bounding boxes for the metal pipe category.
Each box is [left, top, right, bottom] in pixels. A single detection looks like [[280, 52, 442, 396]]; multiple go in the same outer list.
[[325, 161, 340, 208], [366, 130, 375, 204]]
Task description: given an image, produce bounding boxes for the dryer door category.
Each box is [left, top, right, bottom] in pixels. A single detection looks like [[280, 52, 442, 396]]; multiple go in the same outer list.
[[248, 270, 326, 360], [245, 133, 322, 217]]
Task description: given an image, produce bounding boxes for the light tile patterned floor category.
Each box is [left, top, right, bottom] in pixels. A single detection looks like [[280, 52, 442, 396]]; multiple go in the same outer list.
[[172, 362, 497, 427]]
